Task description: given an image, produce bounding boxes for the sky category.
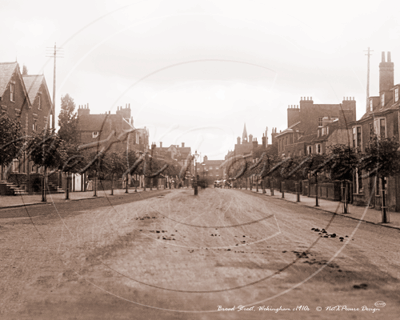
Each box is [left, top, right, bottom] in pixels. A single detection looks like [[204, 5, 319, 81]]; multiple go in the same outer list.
[[1, 0, 400, 160]]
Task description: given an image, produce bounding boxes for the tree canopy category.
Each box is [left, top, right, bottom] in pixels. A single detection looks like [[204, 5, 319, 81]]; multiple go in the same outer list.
[[0, 114, 23, 167], [58, 94, 78, 144]]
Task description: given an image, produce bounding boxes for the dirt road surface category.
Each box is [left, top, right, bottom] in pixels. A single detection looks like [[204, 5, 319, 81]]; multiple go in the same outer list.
[[1, 188, 399, 319]]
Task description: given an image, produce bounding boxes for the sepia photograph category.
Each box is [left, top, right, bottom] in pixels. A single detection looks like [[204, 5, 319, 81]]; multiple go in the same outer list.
[[0, 0, 399, 319]]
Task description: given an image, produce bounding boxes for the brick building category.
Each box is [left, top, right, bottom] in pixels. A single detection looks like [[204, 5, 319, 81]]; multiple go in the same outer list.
[[76, 104, 149, 154], [200, 156, 224, 182], [276, 97, 356, 157], [350, 51, 400, 211], [0, 62, 52, 182]]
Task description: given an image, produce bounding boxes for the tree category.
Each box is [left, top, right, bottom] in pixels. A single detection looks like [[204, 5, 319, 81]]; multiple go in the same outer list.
[[27, 129, 66, 202], [58, 94, 78, 144], [0, 114, 23, 170], [61, 142, 85, 199], [359, 136, 400, 222], [104, 152, 125, 195], [78, 150, 108, 196]]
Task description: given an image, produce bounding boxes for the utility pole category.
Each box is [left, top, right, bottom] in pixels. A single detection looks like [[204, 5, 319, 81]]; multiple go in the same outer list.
[[46, 43, 64, 129], [364, 47, 373, 113]]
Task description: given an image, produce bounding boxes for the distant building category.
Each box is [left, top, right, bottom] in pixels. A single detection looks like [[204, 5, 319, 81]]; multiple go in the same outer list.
[[76, 104, 149, 154], [154, 142, 192, 168], [200, 156, 224, 181], [276, 97, 356, 157], [225, 124, 278, 160]]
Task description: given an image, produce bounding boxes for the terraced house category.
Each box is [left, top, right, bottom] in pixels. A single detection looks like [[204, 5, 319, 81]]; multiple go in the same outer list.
[[350, 52, 400, 211]]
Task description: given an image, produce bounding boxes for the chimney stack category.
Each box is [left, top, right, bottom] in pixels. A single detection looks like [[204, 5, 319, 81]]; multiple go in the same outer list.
[[379, 51, 394, 95], [262, 133, 267, 147]]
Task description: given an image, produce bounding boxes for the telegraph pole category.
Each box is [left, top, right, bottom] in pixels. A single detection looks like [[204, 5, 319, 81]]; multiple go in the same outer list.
[[46, 44, 64, 129], [364, 47, 373, 113]]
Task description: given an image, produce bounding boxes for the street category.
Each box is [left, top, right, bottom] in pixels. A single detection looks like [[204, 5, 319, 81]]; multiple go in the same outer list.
[[1, 188, 399, 319]]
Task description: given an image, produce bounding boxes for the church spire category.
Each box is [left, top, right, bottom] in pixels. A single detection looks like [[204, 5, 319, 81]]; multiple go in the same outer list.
[[242, 123, 248, 142]]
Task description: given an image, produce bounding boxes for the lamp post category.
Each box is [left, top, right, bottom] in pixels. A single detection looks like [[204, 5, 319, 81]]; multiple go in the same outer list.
[[193, 151, 199, 195]]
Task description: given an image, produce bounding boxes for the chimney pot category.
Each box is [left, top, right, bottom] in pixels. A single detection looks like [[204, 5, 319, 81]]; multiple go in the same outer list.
[[388, 51, 391, 62], [382, 51, 385, 62]]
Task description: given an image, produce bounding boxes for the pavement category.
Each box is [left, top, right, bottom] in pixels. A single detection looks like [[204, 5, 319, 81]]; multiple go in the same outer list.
[[2, 185, 400, 230], [0, 186, 170, 209], [238, 186, 400, 230]]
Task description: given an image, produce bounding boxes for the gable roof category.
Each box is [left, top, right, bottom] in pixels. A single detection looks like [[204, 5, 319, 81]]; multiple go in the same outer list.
[[23, 75, 45, 104], [0, 62, 18, 98], [77, 113, 134, 132]]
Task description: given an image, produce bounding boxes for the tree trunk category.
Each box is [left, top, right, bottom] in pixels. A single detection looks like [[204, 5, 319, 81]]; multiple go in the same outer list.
[[135, 174, 138, 192], [66, 172, 70, 200], [41, 166, 47, 202], [111, 173, 114, 195], [270, 178, 274, 196], [94, 171, 97, 197], [315, 174, 319, 207]]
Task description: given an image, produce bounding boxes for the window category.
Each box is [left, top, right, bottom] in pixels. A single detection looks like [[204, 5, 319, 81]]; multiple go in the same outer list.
[[10, 82, 15, 102], [369, 99, 373, 112], [327, 126, 329, 135], [32, 121, 37, 132], [12, 159, 19, 173], [395, 88, 399, 103], [37, 94, 41, 110], [318, 117, 323, 127], [92, 132, 99, 138], [373, 118, 386, 139], [381, 93, 385, 108], [322, 127, 326, 136], [352, 126, 362, 151], [307, 145, 312, 155], [369, 123, 374, 139], [316, 143, 322, 154]]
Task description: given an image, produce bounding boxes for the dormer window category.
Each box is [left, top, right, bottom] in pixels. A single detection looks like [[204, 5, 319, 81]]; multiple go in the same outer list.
[[322, 127, 326, 135], [381, 93, 385, 108], [395, 88, 399, 103], [318, 117, 323, 127], [326, 127, 329, 135]]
